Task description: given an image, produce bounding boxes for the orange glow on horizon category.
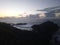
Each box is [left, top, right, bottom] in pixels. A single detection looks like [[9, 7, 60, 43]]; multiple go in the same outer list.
[[0, 13, 28, 18], [0, 8, 29, 17]]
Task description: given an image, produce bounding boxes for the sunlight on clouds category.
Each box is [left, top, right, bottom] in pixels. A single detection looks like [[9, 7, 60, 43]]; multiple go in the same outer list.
[[0, 9, 27, 17], [0, 8, 37, 17]]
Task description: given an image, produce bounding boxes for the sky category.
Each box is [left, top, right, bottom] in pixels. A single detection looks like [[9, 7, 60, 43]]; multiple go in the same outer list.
[[0, 0, 60, 17]]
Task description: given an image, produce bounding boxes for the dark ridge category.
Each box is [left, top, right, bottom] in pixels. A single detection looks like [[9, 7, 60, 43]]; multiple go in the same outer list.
[[0, 21, 59, 45]]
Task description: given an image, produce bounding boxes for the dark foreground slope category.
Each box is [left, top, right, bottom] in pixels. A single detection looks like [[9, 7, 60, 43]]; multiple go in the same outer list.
[[0, 21, 59, 45], [0, 22, 34, 45]]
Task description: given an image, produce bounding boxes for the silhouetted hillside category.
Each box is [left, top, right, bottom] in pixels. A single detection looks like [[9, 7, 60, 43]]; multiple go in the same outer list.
[[0, 21, 59, 45], [0, 22, 20, 45]]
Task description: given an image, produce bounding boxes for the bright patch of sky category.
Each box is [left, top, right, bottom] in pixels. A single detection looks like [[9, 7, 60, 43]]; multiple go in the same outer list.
[[0, 0, 60, 17]]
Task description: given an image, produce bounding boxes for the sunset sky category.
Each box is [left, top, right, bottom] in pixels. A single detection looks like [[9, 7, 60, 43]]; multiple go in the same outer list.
[[0, 0, 60, 17]]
